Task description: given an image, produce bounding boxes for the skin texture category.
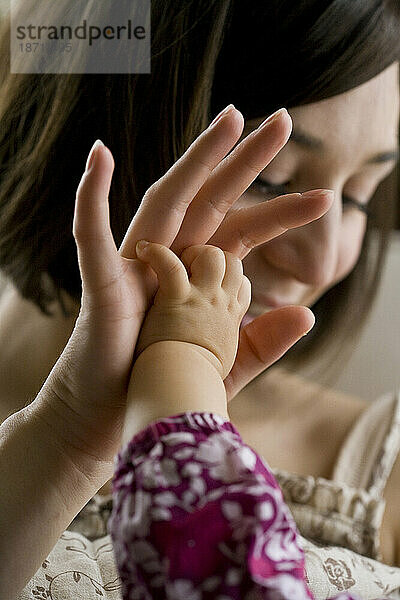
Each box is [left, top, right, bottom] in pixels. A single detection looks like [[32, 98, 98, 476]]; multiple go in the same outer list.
[[132, 242, 252, 377], [121, 241, 252, 445]]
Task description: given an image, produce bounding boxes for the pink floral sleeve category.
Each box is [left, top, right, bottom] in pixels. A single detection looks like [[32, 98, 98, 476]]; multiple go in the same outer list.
[[108, 412, 378, 600]]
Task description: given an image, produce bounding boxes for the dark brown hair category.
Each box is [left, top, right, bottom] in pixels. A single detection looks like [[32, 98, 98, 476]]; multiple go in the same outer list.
[[0, 0, 399, 375]]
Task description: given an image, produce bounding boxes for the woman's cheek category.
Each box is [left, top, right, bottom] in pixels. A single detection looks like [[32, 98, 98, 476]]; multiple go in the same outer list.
[[335, 212, 367, 281], [241, 211, 366, 310], [242, 250, 311, 308], [288, 216, 366, 307]]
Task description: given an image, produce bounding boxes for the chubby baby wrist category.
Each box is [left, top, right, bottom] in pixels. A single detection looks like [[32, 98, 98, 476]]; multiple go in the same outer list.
[[134, 340, 224, 377], [123, 340, 228, 444]]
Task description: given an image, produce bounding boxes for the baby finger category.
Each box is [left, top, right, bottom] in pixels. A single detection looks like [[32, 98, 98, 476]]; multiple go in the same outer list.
[[221, 251, 244, 293], [135, 241, 190, 299], [237, 276, 252, 313]]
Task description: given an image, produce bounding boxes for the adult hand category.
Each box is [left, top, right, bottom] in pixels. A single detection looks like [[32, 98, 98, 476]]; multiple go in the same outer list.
[[38, 106, 332, 476], [118, 105, 332, 401]]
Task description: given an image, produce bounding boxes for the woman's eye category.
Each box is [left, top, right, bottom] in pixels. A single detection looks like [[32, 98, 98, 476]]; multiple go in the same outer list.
[[250, 177, 369, 215], [249, 176, 290, 197], [342, 194, 370, 215]]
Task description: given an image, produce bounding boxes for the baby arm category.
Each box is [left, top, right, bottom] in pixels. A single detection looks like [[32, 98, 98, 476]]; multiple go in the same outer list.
[[110, 241, 317, 598], [121, 240, 251, 445], [111, 243, 362, 600]]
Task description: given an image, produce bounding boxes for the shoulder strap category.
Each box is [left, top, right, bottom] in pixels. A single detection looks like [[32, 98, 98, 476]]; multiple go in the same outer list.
[[331, 390, 400, 497]]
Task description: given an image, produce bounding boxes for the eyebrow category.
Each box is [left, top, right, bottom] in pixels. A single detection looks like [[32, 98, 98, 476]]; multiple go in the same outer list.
[[290, 127, 400, 165]]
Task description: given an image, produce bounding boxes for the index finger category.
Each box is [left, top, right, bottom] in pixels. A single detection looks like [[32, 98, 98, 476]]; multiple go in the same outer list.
[[118, 106, 244, 259]]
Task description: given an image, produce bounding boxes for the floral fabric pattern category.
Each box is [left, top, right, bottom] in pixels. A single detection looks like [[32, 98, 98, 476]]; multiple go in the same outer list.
[[108, 411, 389, 599]]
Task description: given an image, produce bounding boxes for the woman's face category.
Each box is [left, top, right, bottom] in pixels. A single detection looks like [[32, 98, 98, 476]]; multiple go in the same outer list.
[[237, 61, 399, 325]]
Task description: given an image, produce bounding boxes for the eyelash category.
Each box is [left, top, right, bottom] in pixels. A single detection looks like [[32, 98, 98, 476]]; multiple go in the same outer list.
[[250, 176, 370, 215]]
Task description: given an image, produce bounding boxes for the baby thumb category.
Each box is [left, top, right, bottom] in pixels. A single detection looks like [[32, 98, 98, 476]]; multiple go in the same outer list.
[[135, 241, 190, 298]]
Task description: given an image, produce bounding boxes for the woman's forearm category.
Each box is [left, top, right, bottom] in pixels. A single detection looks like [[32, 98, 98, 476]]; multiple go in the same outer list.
[[121, 340, 229, 447], [0, 395, 108, 599]]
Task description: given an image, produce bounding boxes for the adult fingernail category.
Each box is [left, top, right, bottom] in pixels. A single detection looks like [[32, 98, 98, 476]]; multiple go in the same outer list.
[[302, 310, 316, 336], [257, 107, 288, 131], [301, 189, 334, 199], [86, 139, 104, 172], [209, 104, 236, 128]]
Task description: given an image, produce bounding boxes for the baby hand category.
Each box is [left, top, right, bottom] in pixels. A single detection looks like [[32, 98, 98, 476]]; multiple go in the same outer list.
[[134, 241, 251, 379]]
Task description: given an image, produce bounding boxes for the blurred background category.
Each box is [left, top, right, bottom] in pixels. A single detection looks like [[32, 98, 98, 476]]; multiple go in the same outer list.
[[336, 231, 399, 400]]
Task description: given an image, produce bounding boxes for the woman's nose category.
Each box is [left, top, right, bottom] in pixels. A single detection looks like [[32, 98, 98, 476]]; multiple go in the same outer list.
[[261, 188, 342, 286]]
